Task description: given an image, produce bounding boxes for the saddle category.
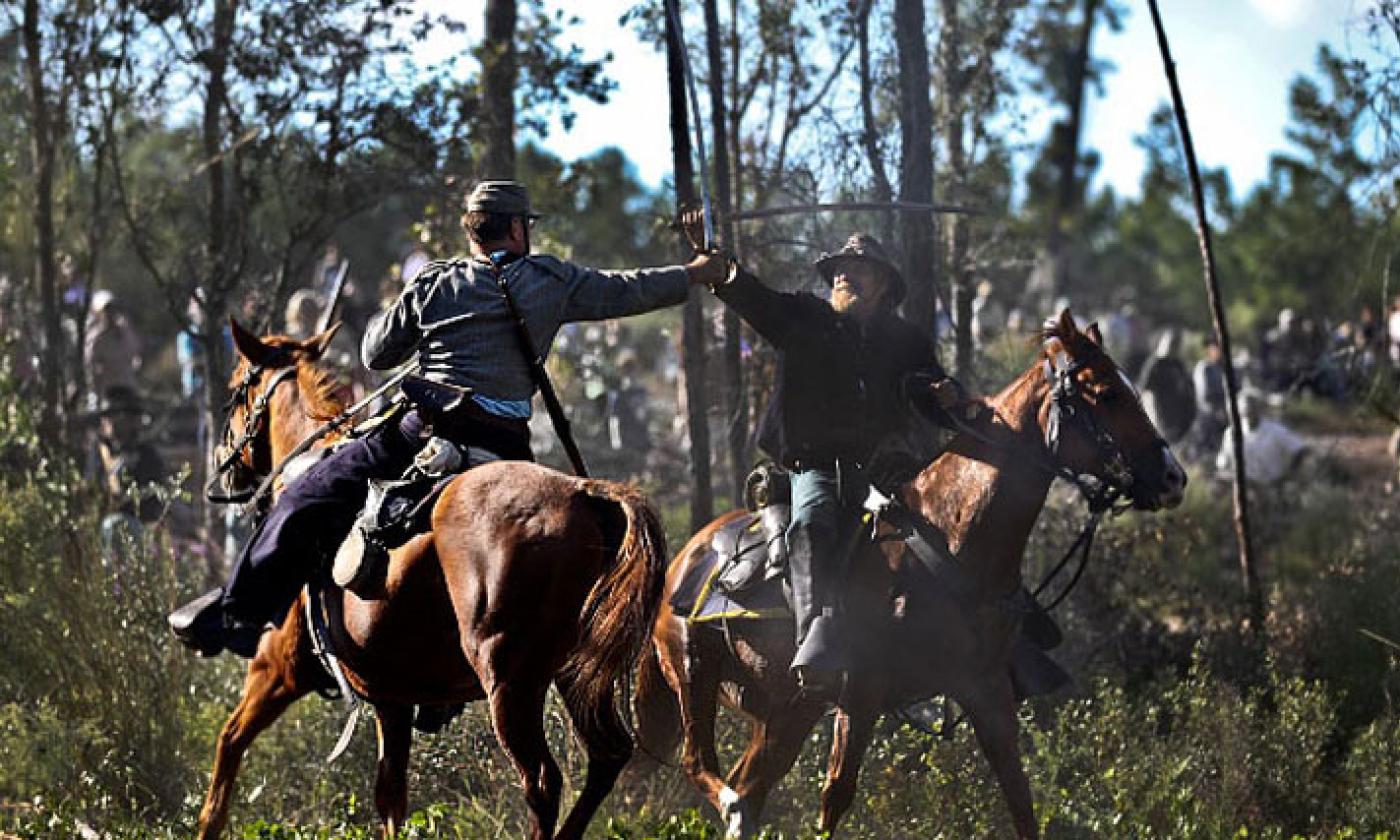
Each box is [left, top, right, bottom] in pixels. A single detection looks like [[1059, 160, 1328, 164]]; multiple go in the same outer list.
[[668, 465, 793, 622]]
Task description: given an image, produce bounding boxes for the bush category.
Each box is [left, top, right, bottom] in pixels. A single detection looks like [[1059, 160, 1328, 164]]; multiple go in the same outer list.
[[2, 379, 1398, 839]]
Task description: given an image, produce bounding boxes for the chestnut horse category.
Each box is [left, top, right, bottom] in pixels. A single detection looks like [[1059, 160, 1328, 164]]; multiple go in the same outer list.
[[635, 311, 1187, 838], [193, 321, 668, 840]]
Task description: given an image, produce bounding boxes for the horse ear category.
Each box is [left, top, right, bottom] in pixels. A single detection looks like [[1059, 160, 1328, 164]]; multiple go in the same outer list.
[[229, 316, 278, 366], [1085, 321, 1105, 346], [1057, 308, 1078, 338], [303, 322, 341, 361]]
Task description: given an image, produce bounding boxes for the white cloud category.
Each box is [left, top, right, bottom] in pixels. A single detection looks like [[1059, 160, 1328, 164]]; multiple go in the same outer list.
[[1248, 0, 1310, 28]]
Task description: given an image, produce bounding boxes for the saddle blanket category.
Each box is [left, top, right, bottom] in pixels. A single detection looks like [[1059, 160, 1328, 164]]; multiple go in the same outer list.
[[669, 512, 790, 623]]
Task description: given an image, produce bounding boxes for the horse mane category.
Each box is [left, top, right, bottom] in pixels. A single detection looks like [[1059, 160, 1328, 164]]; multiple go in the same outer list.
[[294, 363, 347, 421], [256, 334, 348, 422]]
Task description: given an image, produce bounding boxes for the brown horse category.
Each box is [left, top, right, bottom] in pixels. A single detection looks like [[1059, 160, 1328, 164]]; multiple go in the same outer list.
[[193, 320, 668, 840], [635, 310, 1187, 839]]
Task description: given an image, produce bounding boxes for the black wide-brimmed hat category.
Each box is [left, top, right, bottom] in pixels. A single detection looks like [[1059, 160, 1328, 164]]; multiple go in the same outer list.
[[814, 233, 905, 305], [465, 180, 540, 219]]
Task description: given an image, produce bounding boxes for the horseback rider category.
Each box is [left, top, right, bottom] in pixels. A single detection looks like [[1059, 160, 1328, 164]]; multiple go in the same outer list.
[[171, 180, 728, 657], [697, 221, 969, 698]]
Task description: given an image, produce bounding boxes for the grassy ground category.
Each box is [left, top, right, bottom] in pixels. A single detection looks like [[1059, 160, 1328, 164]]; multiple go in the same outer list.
[[2, 383, 1399, 839]]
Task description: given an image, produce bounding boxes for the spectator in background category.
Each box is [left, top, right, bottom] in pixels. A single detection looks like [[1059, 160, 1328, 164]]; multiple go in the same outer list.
[[176, 296, 206, 400], [1138, 329, 1196, 444], [313, 241, 342, 298], [1216, 389, 1309, 486], [1105, 302, 1148, 378], [283, 289, 325, 340], [1192, 337, 1228, 456], [87, 385, 169, 580], [83, 290, 143, 407], [971, 280, 1006, 348], [1263, 307, 1312, 392], [1388, 294, 1400, 371], [90, 384, 167, 522], [607, 349, 651, 457], [1356, 304, 1381, 350], [401, 226, 433, 282]]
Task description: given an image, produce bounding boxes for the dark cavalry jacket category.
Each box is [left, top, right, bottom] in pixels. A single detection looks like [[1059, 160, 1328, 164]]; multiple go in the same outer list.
[[714, 267, 948, 471]]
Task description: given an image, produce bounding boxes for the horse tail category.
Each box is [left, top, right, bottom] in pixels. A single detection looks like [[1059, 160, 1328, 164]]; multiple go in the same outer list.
[[562, 480, 669, 732], [633, 640, 681, 762]]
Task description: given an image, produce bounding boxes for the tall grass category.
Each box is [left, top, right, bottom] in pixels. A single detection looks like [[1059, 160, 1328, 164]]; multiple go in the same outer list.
[[1, 374, 1398, 838]]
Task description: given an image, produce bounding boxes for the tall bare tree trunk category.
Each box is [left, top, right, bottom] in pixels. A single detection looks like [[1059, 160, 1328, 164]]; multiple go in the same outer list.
[[665, 3, 713, 531], [937, 0, 973, 376], [201, 0, 237, 549], [704, 0, 747, 505], [481, 0, 518, 179], [857, 0, 895, 246], [893, 0, 938, 333], [1045, 0, 1101, 298], [23, 0, 62, 441]]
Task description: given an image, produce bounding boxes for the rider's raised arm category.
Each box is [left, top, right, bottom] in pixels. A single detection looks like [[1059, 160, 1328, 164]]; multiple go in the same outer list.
[[710, 265, 810, 350], [549, 255, 691, 322], [361, 263, 439, 371]]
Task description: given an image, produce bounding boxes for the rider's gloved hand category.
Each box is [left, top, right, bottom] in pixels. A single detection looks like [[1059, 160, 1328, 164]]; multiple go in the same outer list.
[[931, 377, 964, 409], [677, 203, 736, 288], [685, 252, 728, 288]]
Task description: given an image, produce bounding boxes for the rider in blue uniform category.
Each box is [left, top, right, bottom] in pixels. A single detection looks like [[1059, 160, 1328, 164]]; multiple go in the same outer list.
[[171, 181, 725, 656]]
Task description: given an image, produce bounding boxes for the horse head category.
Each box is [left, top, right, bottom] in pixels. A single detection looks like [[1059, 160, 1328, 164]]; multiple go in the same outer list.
[[1038, 309, 1186, 511], [208, 318, 340, 503]]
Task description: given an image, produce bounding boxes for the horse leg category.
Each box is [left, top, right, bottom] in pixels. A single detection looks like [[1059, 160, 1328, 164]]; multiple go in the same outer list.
[[818, 703, 879, 835], [964, 677, 1038, 840], [663, 629, 738, 820], [724, 704, 826, 839], [372, 703, 414, 838], [196, 645, 309, 840], [552, 676, 631, 840], [488, 679, 563, 840]]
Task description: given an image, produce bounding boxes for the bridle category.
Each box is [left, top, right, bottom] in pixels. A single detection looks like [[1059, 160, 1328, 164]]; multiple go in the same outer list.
[[1040, 345, 1136, 508], [205, 361, 298, 505]]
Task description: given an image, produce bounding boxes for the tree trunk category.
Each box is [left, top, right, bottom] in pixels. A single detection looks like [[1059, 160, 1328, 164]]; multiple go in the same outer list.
[[937, 0, 973, 376], [201, 0, 237, 552], [481, 0, 518, 179], [893, 0, 938, 334], [1045, 0, 1101, 298], [704, 0, 747, 505], [857, 0, 894, 245], [665, 2, 714, 531], [1146, 0, 1264, 649], [23, 0, 62, 440]]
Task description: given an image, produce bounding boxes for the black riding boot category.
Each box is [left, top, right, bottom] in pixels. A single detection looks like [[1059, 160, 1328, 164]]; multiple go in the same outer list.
[[786, 520, 849, 699]]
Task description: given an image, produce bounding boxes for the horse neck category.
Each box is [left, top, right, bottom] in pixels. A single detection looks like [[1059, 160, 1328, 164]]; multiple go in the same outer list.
[[268, 366, 333, 464], [903, 364, 1055, 596]]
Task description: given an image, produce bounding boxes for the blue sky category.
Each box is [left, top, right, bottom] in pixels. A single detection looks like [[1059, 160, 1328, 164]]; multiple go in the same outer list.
[[417, 0, 1377, 201]]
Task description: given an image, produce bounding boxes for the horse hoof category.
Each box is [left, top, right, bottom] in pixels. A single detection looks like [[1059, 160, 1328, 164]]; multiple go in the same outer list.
[[720, 787, 752, 839]]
